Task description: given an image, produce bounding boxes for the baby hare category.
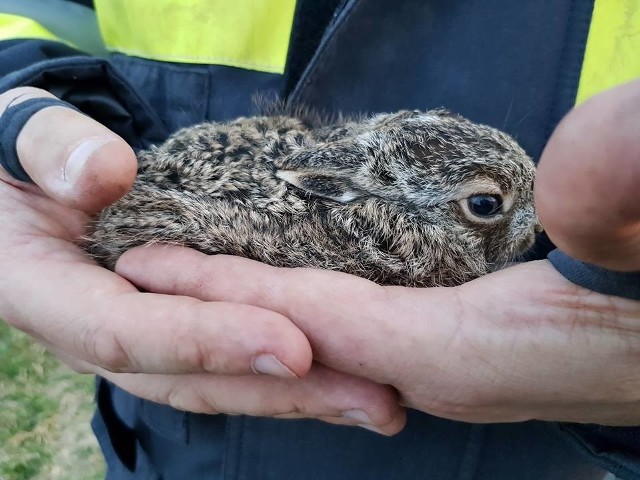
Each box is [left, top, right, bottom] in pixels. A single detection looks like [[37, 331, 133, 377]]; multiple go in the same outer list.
[[85, 109, 540, 287]]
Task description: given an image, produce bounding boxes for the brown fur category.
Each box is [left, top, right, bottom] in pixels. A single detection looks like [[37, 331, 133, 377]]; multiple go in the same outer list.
[[84, 109, 539, 287]]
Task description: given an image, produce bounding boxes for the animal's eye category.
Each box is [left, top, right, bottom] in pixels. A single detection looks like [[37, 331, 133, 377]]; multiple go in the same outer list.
[[467, 195, 503, 217]]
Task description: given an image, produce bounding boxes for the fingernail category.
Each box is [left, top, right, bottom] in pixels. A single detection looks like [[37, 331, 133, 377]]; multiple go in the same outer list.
[[341, 410, 388, 435], [358, 424, 388, 435], [64, 137, 116, 184], [341, 409, 375, 426], [251, 354, 298, 378]]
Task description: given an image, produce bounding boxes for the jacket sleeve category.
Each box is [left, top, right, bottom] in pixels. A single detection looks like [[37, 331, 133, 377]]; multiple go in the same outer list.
[[545, 250, 640, 479], [555, 422, 640, 480], [0, 37, 168, 149]]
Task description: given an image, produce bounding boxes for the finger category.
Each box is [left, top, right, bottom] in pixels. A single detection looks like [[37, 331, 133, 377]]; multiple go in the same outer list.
[[116, 246, 449, 384], [1, 248, 312, 378], [100, 291, 312, 378], [49, 340, 406, 434], [0, 87, 137, 212], [101, 362, 406, 435], [536, 78, 640, 270]]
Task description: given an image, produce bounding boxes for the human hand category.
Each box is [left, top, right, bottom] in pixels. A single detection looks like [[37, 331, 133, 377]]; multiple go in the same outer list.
[[116, 79, 640, 426], [0, 87, 405, 434], [116, 249, 640, 425]]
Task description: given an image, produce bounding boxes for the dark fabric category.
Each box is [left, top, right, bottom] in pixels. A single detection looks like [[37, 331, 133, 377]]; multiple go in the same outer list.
[[92, 378, 163, 480], [109, 54, 286, 132], [0, 96, 79, 182], [548, 249, 640, 300], [0, 49, 169, 149], [558, 424, 640, 480], [68, 0, 93, 7], [94, 378, 137, 472], [520, 231, 557, 262], [283, 0, 346, 95], [289, 0, 595, 162], [92, 378, 227, 480], [0, 39, 84, 77], [92, 383, 607, 480]]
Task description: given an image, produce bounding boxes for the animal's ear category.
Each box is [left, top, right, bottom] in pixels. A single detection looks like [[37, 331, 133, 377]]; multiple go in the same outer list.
[[275, 170, 364, 203], [274, 141, 366, 203]]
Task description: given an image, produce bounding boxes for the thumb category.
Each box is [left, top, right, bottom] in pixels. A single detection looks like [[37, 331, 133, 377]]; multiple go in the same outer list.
[[0, 87, 137, 212], [535, 78, 640, 271]]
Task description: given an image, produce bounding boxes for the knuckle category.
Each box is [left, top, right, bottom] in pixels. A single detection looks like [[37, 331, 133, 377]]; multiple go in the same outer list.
[[83, 324, 132, 373], [63, 358, 96, 375], [174, 334, 218, 372], [165, 382, 221, 414], [170, 318, 223, 373], [423, 397, 480, 420], [286, 395, 305, 416]]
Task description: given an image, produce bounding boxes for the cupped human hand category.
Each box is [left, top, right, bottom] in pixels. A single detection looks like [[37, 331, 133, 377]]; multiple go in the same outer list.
[[116, 247, 640, 425], [116, 78, 640, 426], [0, 87, 405, 434]]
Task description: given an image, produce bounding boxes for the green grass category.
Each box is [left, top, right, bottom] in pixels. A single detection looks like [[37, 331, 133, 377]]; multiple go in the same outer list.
[[0, 321, 105, 480]]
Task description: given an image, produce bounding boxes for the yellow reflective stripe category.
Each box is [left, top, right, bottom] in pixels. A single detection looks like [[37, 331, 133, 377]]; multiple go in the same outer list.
[[576, 0, 640, 104], [93, 0, 297, 74], [0, 13, 59, 42]]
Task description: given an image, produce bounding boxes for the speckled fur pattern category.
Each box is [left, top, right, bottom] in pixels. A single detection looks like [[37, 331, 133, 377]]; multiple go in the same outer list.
[[84, 109, 539, 287]]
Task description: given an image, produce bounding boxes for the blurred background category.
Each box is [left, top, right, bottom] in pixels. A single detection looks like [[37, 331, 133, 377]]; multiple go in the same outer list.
[[0, 321, 104, 480]]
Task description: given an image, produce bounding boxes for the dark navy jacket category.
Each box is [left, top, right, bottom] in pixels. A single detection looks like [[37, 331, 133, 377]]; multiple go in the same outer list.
[[1, 1, 639, 479]]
